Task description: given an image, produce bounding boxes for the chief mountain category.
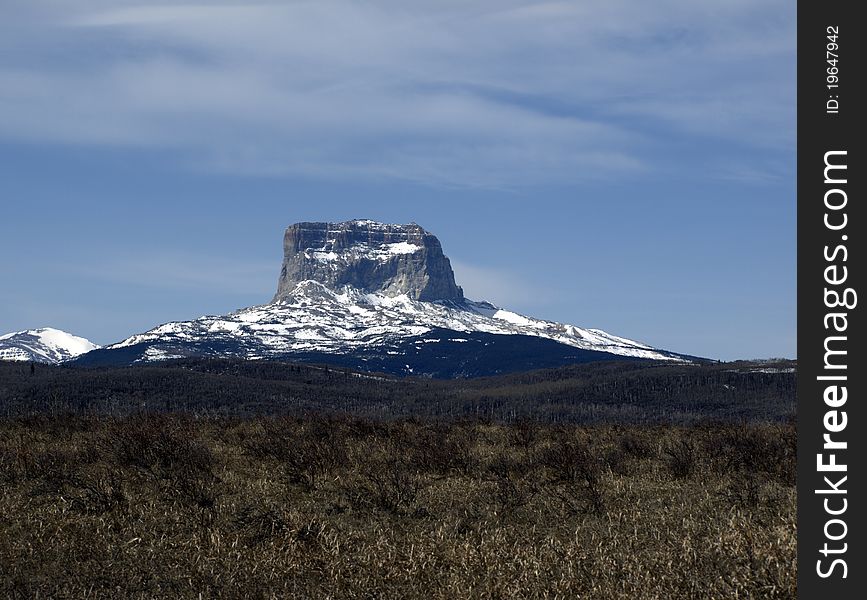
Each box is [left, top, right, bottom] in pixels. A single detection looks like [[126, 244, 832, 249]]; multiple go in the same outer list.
[[5, 220, 693, 377]]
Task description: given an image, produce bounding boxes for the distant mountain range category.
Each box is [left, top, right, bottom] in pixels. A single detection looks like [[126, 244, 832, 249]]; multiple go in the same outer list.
[[1, 220, 696, 377]]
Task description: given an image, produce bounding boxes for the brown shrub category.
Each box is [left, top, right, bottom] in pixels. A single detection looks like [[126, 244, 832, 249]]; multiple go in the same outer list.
[[243, 417, 347, 490], [540, 434, 605, 515], [664, 437, 699, 480]]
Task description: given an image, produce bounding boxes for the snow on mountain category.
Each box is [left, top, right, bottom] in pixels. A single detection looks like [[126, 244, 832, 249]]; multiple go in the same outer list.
[[107, 280, 681, 363], [75, 220, 691, 375], [0, 328, 99, 363]]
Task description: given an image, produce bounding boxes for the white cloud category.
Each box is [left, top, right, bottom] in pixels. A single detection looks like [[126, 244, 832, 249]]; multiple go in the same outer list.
[[0, 0, 794, 187]]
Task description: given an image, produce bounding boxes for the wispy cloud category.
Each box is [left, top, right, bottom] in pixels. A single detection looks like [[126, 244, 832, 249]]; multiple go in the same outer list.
[[73, 252, 276, 297], [0, 1, 794, 187]]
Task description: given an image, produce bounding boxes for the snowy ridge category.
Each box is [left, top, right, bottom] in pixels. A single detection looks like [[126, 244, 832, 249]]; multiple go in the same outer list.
[[0, 328, 99, 363], [110, 281, 682, 363]]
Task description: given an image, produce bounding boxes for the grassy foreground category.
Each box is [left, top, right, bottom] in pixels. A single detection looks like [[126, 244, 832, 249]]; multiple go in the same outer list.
[[0, 415, 795, 598]]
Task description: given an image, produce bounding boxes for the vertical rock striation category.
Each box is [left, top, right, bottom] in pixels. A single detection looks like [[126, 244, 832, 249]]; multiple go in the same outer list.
[[273, 220, 464, 302]]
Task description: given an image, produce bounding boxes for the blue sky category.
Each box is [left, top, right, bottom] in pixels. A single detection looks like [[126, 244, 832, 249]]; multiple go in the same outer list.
[[0, 0, 795, 360]]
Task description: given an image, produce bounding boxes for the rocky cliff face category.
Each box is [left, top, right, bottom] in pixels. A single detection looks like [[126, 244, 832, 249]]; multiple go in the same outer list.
[[273, 220, 464, 302]]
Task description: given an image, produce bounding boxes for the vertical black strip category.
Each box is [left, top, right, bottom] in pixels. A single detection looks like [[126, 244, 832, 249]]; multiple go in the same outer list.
[[797, 0, 865, 596]]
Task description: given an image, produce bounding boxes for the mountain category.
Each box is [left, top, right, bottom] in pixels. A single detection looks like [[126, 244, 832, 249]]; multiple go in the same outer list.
[[76, 220, 692, 377], [275, 220, 463, 303], [0, 328, 99, 363]]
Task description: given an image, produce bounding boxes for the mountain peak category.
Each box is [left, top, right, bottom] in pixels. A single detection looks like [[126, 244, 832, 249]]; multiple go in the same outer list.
[[0, 327, 99, 363], [274, 220, 464, 303]]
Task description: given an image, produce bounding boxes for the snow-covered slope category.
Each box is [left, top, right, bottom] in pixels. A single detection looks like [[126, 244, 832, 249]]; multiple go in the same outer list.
[[98, 281, 683, 365], [0, 328, 99, 363]]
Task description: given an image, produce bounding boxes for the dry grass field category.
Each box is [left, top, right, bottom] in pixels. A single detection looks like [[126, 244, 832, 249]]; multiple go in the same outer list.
[[0, 415, 795, 598]]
